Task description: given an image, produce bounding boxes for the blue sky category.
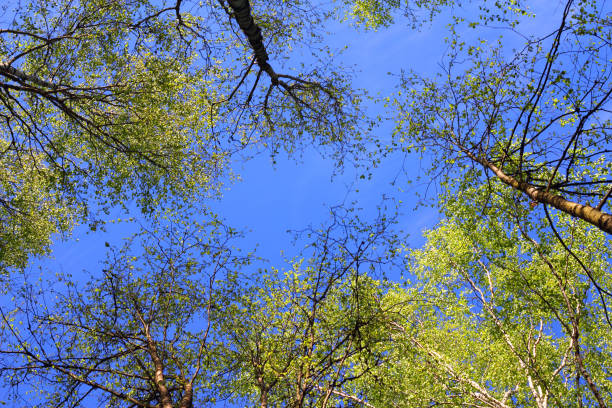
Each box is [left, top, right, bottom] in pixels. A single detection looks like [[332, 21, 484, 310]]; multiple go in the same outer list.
[[1, 1, 576, 406], [43, 8, 454, 278]]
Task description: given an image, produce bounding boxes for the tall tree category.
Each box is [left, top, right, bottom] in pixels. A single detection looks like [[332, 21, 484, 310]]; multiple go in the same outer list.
[[387, 0, 612, 234], [0, 205, 405, 408], [217, 205, 402, 407], [354, 192, 612, 407], [0, 0, 364, 272]]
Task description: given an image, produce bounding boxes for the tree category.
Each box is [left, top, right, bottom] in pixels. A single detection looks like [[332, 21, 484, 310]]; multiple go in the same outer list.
[[216, 205, 403, 407], [354, 192, 612, 407], [0, 205, 406, 408], [388, 0, 612, 234], [326, 2, 612, 405], [0, 0, 365, 272], [0, 209, 248, 407]]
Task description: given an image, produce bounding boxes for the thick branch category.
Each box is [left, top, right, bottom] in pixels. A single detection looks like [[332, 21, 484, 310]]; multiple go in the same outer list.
[[178, 382, 193, 408], [0, 63, 58, 89], [226, 0, 278, 84], [463, 149, 612, 234], [135, 307, 174, 408], [596, 185, 612, 211]]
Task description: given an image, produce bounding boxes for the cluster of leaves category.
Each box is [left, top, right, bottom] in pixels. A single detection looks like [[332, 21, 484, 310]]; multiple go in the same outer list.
[[356, 184, 612, 407], [216, 205, 405, 407]]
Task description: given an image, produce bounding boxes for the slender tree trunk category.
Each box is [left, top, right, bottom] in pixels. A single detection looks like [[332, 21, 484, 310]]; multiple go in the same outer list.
[[179, 382, 193, 408], [143, 325, 174, 408]]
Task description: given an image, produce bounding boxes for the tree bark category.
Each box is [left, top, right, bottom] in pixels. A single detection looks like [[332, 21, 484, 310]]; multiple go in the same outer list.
[[227, 0, 278, 83], [179, 382, 193, 408], [143, 323, 174, 408], [0, 63, 58, 89]]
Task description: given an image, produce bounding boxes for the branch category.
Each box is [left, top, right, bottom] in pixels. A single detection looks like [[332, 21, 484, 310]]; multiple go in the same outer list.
[[0, 63, 58, 89], [390, 322, 512, 408], [314, 384, 376, 408], [596, 185, 612, 211], [226, 0, 278, 84], [462, 148, 612, 234]]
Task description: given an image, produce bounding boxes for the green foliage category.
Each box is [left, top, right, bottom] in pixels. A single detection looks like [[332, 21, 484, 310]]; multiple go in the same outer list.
[[357, 195, 612, 406], [216, 267, 384, 406], [0, 145, 78, 271], [0, 209, 248, 407], [341, 0, 457, 29], [215, 205, 404, 407], [388, 0, 612, 232], [0, 0, 367, 272], [0, 205, 408, 407]]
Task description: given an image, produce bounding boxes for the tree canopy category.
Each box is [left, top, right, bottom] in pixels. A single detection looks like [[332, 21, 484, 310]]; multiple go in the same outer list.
[[0, 0, 364, 271], [391, 0, 612, 233], [0, 0, 610, 407]]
